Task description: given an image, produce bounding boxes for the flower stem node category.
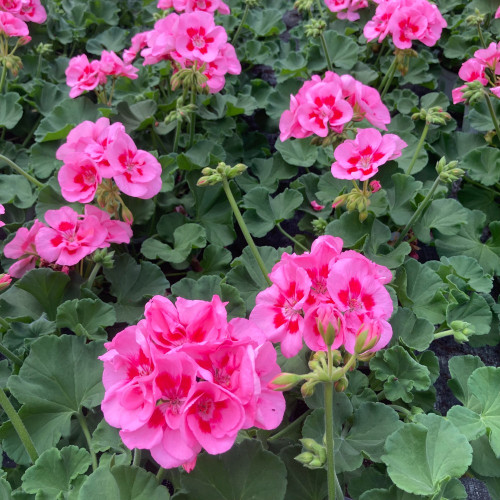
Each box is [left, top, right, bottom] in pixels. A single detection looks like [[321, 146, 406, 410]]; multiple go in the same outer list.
[[301, 379, 320, 398], [436, 157, 464, 183], [450, 320, 475, 343], [412, 106, 452, 125], [35, 43, 52, 56], [312, 217, 328, 235], [92, 249, 115, 269], [304, 19, 327, 38]]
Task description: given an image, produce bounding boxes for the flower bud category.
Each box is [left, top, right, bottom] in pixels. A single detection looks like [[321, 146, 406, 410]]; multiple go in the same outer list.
[[304, 19, 326, 38], [311, 200, 325, 211], [121, 204, 134, 225], [301, 379, 318, 398], [295, 452, 315, 465], [0, 274, 11, 291], [312, 218, 327, 235], [334, 376, 348, 392], [369, 180, 381, 193], [268, 372, 304, 391]]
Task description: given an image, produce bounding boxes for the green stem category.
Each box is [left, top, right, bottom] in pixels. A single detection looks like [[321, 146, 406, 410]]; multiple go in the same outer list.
[[156, 467, 167, 482], [477, 23, 487, 49], [0, 342, 22, 367], [0, 154, 44, 189], [319, 33, 333, 72], [0, 387, 38, 463], [21, 115, 42, 149], [231, 3, 250, 45], [389, 404, 412, 417], [380, 57, 398, 98], [484, 92, 500, 142], [378, 56, 397, 94], [276, 223, 308, 252], [268, 409, 312, 442], [433, 330, 453, 340], [77, 411, 97, 471], [133, 448, 142, 467], [0, 316, 9, 330], [324, 379, 336, 500], [188, 85, 196, 149], [86, 263, 101, 289], [173, 120, 182, 153], [221, 176, 272, 286], [0, 63, 7, 94], [394, 176, 441, 247], [315, 0, 325, 17], [406, 121, 429, 176], [464, 175, 500, 196]]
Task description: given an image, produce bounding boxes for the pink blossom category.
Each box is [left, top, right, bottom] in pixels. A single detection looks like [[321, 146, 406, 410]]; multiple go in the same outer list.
[[370, 180, 381, 192], [106, 128, 162, 198], [65, 55, 103, 98], [0, 204, 4, 227], [452, 85, 467, 104], [324, 0, 368, 21], [140, 14, 179, 65], [84, 205, 132, 245], [496, 6, 500, 19], [458, 58, 488, 85], [34, 206, 108, 266], [175, 11, 227, 63], [344, 317, 392, 354], [491, 86, 500, 99], [311, 200, 325, 211], [99, 50, 139, 79], [474, 42, 500, 74], [58, 156, 101, 203], [0, 10, 28, 37], [0, 0, 22, 15], [0, 274, 11, 291], [331, 128, 407, 181], [17, 0, 46, 23], [123, 32, 150, 63], [3, 220, 44, 278], [303, 301, 345, 351], [159, 0, 230, 14]]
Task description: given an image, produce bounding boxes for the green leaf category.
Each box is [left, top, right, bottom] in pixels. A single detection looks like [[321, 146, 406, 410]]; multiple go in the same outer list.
[[370, 346, 431, 403], [141, 223, 207, 265], [115, 100, 157, 132], [385, 89, 419, 114], [245, 8, 285, 37], [15, 269, 71, 321], [91, 420, 132, 466], [103, 254, 169, 323], [439, 255, 493, 294], [86, 26, 129, 55], [171, 275, 245, 319], [4, 315, 56, 353], [274, 138, 318, 167], [0, 174, 36, 209], [435, 210, 500, 276], [447, 355, 485, 406], [414, 199, 469, 244], [446, 292, 492, 336], [56, 298, 116, 340], [0, 93, 23, 129], [386, 174, 422, 226], [420, 92, 450, 110], [321, 31, 360, 70], [471, 434, 500, 478], [0, 478, 12, 500], [325, 212, 373, 249], [382, 413, 472, 496], [78, 465, 169, 500], [348, 466, 392, 500], [28, 143, 60, 179], [461, 146, 500, 186], [35, 98, 99, 142], [0, 336, 104, 463], [468, 98, 500, 132], [278, 445, 327, 500], [173, 440, 286, 500], [396, 133, 428, 175], [22, 446, 91, 497], [443, 35, 478, 59], [390, 307, 435, 351], [432, 131, 486, 162], [188, 244, 232, 277], [237, 155, 297, 193], [447, 367, 500, 456]]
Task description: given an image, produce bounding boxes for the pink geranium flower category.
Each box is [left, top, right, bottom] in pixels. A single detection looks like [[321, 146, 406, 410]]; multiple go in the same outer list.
[[303, 301, 345, 351], [458, 59, 488, 85], [0, 10, 28, 37], [0, 204, 4, 227], [17, 0, 47, 23], [58, 156, 102, 203], [65, 54, 103, 98], [35, 206, 108, 266], [331, 128, 407, 181], [175, 11, 227, 63], [324, 0, 368, 21], [123, 32, 150, 63], [84, 205, 132, 245], [159, 0, 230, 14], [106, 129, 162, 199], [496, 6, 500, 19], [3, 220, 44, 278], [99, 50, 139, 79]]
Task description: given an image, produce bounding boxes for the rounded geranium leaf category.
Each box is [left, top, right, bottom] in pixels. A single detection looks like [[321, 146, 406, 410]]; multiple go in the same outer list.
[[382, 414, 472, 497]]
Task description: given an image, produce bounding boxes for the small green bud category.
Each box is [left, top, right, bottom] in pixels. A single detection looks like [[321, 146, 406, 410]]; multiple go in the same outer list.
[[312, 218, 328, 235], [269, 372, 305, 391], [295, 452, 315, 465], [304, 19, 326, 38], [301, 379, 319, 398], [294, 0, 314, 13], [334, 376, 348, 392]]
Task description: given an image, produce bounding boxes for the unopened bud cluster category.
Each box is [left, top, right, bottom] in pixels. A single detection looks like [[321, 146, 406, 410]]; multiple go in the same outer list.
[[304, 19, 326, 38], [171, 65, 208, 93], [332, 182, 381, 222], [93, 249, 115, 269], [395, 48, 418, 76], [465, 9, 485, 26], [295, 438, 326, 469], [412, 106, 452, 125], [165, 97, 197, 124], [461, 80, 485, 106], [436, 157, 464, 183], [449, 321, 475, 343], [294, 0, 314, 12], [197, 162, 247, 186]]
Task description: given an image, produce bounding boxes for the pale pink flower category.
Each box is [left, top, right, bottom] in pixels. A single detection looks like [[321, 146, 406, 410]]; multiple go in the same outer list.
[[0, 10, 28, 37], [84, 205, 132, 245], [106, 128, 162, 199], [331, 128, 407, 181], [141, 14, 179, 65], [99, 50, 139, 79], [3, 220, 44, 278], [58, 156, 101, 203], [123, 32, 150, 63], [334, 250, 393, 285], [35, 206, 108, 266], [175, 11, 227, 63], [160, 0, 230, 14], [65, 55, 103, 98], [324, 0, 368, 21], [452, 85, 467, 104]]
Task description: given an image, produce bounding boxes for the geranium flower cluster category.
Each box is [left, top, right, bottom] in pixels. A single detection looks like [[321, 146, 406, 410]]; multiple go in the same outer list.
[[0, 0, 45, 41], [250, 236, 394, 358], [279, 71, 391, 142], [364, 0, 447, 50], [157, 0, 230, 15], [452, 42, 500, 104], [65, 51, 138, 99], [324, 0, 368, 22], [3, 205, 132, 277], [125, 11, 241, 94], [100, 296, 285, 470], [331, 128, 407, 181], [56, 117, 162, 202]]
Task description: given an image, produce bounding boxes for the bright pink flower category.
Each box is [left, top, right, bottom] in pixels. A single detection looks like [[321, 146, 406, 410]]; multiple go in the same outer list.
[[459, 59, 488, 85], [370, 180, 381, 192], [0, 203, 4, 227], [123, 32, 150, 63], [160, 0, 230, 14], [331, 128, 407, 181], [141, 14, 179, 65], [58, 156, 101, 203], [106, 129, 162, 199], [250, 262, 311, 358], [491, 86, 500, 99], [325, 0, 368, 21], [35, 206, 108, 266], [17, 0, 46, 23], [335, 250, 393, 285], [311, 200, 325, 211], [202, 42, 241, 93], [474, 42, 500, 74], [84, 205, 132, 245], [175, 11, 227, 63], [99, 50, 139, 79], [452, 85, 467, 104], [496, 6, 500, 19], [344, 317, 392, 354], [0, 10, 28, 37], [0, 0, 22, 15], [0, 274, 11, 291], [3, 220, 44, 278], [303, 301, 345, 351], [389, 8, 428, 49], [184, 381, 245, 455], [65, 55, 103, 98]]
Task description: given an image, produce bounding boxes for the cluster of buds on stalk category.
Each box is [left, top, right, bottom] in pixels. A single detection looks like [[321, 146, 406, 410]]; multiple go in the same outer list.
[[332, 180, 381, 222], [412, 106, 452, 126], [165, 96, 197, 125], [436, 157, 464, 183], [460, 80, 487, 106], [394, 48, 418, 76], [92, 249, 115, 269], [95, 179, 133, 224], [304, 18, 326, 38], [197, 162, 247, 187], [465, 9, 486, 27], [171, 63, 209, 94], [296, 438, 327, 469], [434, 320, 475, 343]]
